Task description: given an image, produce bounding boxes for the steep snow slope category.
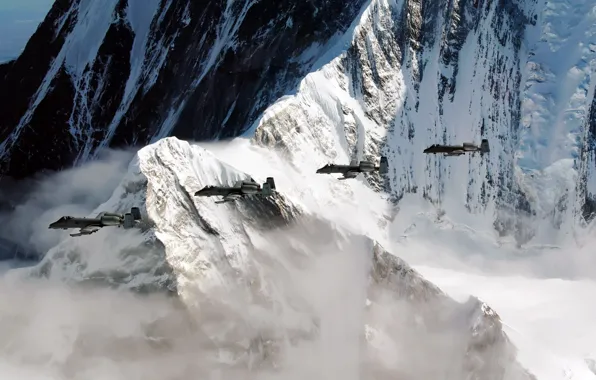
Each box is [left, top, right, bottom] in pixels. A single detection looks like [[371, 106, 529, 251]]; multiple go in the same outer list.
[[0, 0, 594, 377], [241, 0, 596, 245], [2, 0, 594, 245], [517, 0, 596, 239], [7, 136, 534, 379], [242, 0, 534, 243]]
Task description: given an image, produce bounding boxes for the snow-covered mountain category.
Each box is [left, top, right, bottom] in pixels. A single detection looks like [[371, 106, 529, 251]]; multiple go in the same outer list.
[[2, 136, 534, 379], [0, 0, 368, 177], [1, 0, 594, 244], [248, 0, 596, 243], [1, 0, 595, 378]]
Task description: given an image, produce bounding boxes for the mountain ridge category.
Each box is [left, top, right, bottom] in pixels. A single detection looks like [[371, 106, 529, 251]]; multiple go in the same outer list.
[[7, 136, 533, 379], [0, 0, 368, 178], [1, 0, 595, 242]]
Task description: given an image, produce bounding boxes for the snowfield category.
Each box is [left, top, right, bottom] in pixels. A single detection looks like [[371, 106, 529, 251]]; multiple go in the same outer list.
[[416, 266, 596, 380]]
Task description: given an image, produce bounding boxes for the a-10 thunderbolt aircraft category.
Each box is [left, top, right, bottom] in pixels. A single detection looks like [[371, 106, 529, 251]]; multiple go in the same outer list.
[[195, 177, 276, 204], [316, 156, 389, 180], [48, 207, 142, 237], [423, 139, 490, 157]]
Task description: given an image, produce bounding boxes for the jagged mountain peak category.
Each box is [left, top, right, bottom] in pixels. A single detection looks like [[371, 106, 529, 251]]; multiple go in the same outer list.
[[4, 135, 532, 378]]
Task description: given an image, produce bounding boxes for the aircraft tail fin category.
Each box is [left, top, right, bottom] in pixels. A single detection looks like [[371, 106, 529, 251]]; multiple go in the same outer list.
[[267, 177, 276, 190], [262, 177, 276, 196], [130, 207, 142, 220], [378, 156, 389, 174], [480, 139, 490, 153]]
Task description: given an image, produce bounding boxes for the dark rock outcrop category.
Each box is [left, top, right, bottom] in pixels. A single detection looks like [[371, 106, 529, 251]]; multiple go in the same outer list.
[[0, 0, 367, 179], [578, 93, 596, 224]]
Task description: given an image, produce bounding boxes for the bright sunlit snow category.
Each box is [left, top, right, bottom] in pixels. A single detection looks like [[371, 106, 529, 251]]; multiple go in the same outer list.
[[3, 134, 593, 379], [416, 266, 596, 380]]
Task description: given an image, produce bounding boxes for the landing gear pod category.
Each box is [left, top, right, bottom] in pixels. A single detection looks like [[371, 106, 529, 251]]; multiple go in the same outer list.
[[123, 213, 134, 229]]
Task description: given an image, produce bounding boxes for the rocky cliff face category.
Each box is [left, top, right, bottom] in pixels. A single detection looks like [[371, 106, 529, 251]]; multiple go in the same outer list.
[[249, 0, 538, 243], [0, 0, 367, 178], [1, 0, 594, 242], [577, 93, 596, 222], [368, 243, 533, 380], [250, 0, 596, 243]]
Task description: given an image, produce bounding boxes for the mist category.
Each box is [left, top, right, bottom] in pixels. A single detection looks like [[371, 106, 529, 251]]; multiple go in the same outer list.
[[0, 222, 369, 380], [0, 215, 526, 380], [0, 148, 137, 255], [0, 136, 547, 379], [386, 194, 596, 281]]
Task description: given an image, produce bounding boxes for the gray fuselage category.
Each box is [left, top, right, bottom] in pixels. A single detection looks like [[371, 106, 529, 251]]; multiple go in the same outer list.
[[48, 213, 122, 229]]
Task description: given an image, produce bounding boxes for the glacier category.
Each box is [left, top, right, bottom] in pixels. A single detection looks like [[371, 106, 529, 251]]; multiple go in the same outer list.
[[419, 265, 596, 380]]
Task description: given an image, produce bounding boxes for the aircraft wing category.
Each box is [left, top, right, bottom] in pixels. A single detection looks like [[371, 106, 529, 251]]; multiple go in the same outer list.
[[195, 186, 238, 197], [70, 225, 101, 237], [316, 164, 353, 174], [444, 149, 466, 156], [424, 145, 464, 154]]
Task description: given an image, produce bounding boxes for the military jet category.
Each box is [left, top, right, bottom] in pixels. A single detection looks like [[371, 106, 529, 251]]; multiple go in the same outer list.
[[316, 156, 389, 180], [48, 207, 142, 237], [423, 139, 490, 157], [195, 177, 276, 204]]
